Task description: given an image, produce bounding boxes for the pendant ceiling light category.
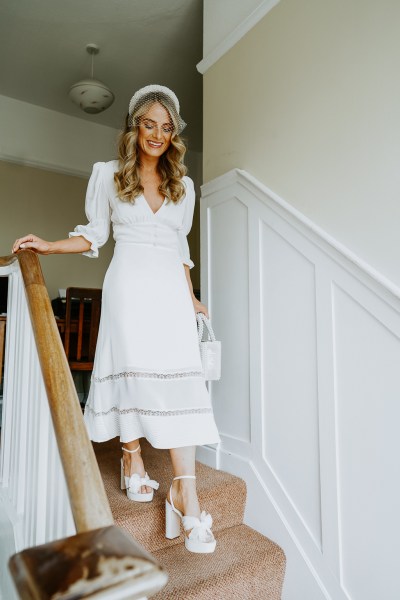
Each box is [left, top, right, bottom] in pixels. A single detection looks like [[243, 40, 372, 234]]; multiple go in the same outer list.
[[69, 44, 115, 114]]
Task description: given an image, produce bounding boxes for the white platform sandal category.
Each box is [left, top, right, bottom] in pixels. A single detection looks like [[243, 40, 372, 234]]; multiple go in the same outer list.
[[165, 475, 216, 553], [120, 445, 159, 502]]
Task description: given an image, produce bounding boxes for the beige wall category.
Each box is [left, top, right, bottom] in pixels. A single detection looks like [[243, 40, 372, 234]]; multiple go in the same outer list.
[[0, 161, 200, 299], [0, 161, 114, 299], [203, 0, 400, 288]]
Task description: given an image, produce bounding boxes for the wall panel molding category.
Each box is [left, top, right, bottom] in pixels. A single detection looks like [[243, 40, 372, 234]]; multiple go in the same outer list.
[[200, 169, 400, 600]]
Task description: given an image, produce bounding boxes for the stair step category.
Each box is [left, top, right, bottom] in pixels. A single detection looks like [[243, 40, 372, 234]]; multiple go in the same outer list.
[[152, 524, 286, 600], [93, 438, 247, 553]]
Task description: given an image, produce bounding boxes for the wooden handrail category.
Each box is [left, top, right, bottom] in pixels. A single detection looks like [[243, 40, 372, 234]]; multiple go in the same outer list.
[[1, 251, 168, 598]]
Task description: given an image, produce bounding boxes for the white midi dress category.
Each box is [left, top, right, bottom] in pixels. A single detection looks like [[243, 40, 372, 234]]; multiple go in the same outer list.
[[69, 160, 220, 449]]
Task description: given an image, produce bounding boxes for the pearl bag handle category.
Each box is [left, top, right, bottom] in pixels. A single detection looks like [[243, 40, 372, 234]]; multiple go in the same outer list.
[[196, 312, 221, 381], [196, 312, 216, 343]]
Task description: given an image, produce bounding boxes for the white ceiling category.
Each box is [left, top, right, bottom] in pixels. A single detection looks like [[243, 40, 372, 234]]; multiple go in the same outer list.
[[0, 0, 204, 151]]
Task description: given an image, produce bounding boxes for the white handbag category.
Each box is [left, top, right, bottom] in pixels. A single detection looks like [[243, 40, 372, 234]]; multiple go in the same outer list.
[[196, 313, 221, 381]]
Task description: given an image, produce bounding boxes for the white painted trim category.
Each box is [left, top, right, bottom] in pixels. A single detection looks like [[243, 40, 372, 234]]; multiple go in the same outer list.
[[196, 443, 218, 469], [202, 169, 400, 303], [0, 153, 90, 179], [197, 0, 281, 74]]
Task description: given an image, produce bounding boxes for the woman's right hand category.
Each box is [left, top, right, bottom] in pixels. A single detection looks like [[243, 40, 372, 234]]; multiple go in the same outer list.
[[12, 234, 53, 255]]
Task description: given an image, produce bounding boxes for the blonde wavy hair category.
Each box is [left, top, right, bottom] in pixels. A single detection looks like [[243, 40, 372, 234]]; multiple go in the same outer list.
[[114, 92, 187, 204]]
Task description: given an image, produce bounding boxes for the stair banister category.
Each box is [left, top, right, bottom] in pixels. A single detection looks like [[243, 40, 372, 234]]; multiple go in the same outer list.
[[0, 250, 167, 599]]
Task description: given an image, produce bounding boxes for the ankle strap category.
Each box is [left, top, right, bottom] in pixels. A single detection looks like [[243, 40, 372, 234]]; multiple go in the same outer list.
[[122, 445, 140, 454], [168, 475, 196, 512]]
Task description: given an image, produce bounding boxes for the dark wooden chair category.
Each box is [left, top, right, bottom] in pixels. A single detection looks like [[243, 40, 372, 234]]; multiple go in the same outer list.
[[63, 287, 102, 371]]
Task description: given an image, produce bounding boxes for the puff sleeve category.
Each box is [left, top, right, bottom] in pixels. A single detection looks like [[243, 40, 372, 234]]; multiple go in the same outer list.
[[69, 162, 111, 258], [177, 177, 195, 269]]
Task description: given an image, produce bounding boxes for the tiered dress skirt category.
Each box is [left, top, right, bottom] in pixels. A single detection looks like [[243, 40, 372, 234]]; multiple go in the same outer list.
[[71, 161, 220, 449]]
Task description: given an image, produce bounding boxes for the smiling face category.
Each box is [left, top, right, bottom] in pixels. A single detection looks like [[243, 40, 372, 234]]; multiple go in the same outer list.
[[136, 102, 174, 160]]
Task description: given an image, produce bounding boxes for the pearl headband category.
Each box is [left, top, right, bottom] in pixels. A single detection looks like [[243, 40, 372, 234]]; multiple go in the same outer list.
[[128, 84, 186, 134]]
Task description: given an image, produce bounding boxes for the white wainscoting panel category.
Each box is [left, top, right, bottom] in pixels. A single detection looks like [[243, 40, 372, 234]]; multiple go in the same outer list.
[[208, 196, 251, 450], [333, 283, 400, 600], [200, 169, 400, 600], [260, 223, 322, 551]]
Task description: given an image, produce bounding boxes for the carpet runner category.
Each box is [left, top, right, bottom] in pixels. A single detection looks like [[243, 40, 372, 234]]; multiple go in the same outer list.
[[93, 438, 285, 599]]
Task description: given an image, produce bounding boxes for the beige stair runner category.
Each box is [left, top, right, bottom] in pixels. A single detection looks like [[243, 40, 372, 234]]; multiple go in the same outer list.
[[94, 438, 286, 599]]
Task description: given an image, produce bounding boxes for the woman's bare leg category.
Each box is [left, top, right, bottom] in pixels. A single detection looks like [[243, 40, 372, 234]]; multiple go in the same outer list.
[[168, 446, 201, 517], [122, 438, 152, 494]]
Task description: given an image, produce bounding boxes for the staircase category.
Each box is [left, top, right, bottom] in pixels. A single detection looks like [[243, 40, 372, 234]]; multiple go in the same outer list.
[[94, 438, 286, 599]]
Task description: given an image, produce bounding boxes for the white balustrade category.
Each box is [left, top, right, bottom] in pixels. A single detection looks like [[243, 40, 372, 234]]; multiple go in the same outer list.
[[0, 261, 74, 599], [199, 169, 400, 600]]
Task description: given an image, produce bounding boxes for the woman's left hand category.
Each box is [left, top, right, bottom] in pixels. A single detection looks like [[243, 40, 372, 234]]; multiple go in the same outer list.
[[192, 297, 209, 318]]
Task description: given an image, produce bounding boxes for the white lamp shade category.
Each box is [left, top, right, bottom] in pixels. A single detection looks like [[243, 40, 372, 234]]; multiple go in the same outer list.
[[69, 78, 114, 114]]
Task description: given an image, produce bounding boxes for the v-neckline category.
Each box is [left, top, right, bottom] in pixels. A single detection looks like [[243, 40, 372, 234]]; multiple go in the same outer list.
[[142, 194, 166, 216]]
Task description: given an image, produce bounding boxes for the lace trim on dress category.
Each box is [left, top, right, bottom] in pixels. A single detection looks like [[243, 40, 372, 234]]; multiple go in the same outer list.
[[92, 370, 204, 383], [86, 405, 213, 418]]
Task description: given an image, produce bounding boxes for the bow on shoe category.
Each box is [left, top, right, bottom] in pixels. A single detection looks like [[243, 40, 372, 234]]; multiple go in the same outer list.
[[126, 472, 160, 494], [182, 511, 214, 542]]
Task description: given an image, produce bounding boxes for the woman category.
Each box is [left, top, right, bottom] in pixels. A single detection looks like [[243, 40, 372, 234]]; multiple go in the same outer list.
[[13, 84, 220, 554]]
